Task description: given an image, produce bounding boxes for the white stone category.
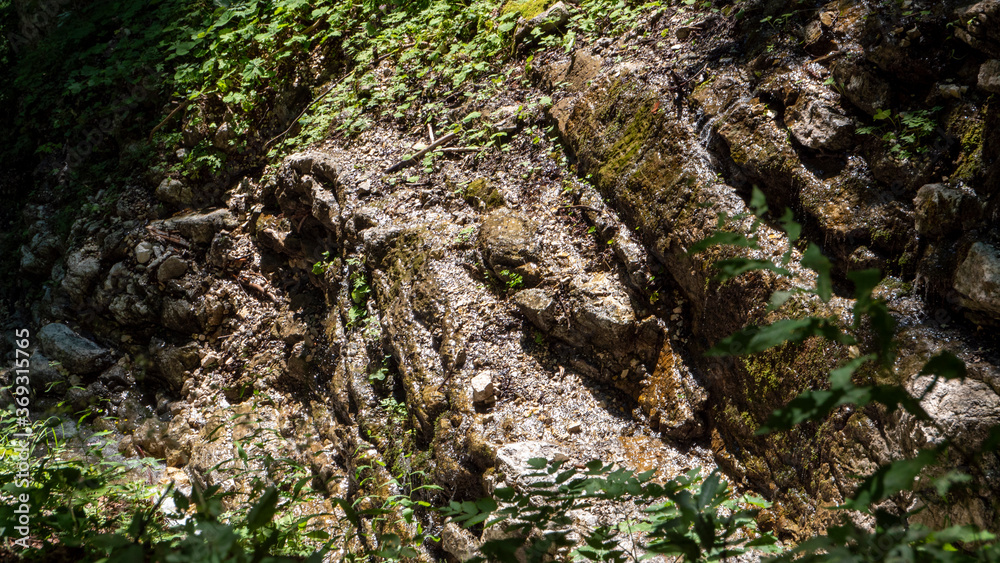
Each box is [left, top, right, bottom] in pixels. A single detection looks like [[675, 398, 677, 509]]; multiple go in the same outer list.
[[471, 372, 494, 404], [135, 241, 154, 264]]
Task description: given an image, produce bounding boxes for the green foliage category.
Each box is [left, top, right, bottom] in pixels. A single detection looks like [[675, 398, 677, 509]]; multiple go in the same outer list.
[[499, 269, 525, 290], [311, 250, 335, 276], [0, 408, 160, 557], [442, 459, 778, 562], [689, 191, 1000, 562], [857, 107, 943, 162]]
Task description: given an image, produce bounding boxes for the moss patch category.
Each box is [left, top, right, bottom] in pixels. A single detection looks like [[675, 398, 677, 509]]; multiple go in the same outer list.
[[464, 177, 505, 210], [501, 0, 553, 19]]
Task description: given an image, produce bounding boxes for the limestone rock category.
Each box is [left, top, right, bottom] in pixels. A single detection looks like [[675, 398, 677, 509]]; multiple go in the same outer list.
[[157, 209, 237, 244], [954, 243, 1000, 321], [162, 297, 199, 333], [979, 59, 1000, 93], [478, 210, 541, 271], [29, 352, 64, 391], [212, 122, 235, 150], [310, 184, 341, 234], [155, 178, 193, 206], [832, 61, 891, 116], [256, 214, 298, 254], [284, 150, 342, 187], [442, 522, 481, 562], [151, 340, 201, 391], [496, 441, 569, 479], [514, 2, 570, 45], [37, 323, 111, 375], [784, 94, 854, 150], [956, 0, 1000, 57], [20, 231, 61, 276], [565, 272, 636, 348], [157, 255, 188, 282], [98, 261, 162, 326], [133, 418, 180, 459], [637, 342, 707, 440], [100, 360, 136, 388], [60, 249, 101, 302], [913, 184, 980, 238], [135, 241, 154, 264], [471, 372, 494, 405]]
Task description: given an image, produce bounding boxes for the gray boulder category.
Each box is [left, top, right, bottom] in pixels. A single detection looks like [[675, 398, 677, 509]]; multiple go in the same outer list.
[[151, 340, 201, 391], [784, 94, 854, 150], [135, 241, 154, 264], [155, 178, 193, 206], [157, 209, 237, 244], [979, 59, 1000, 93], [913, 184, 980, 238], [60, 249, 101, 301], [954, 242, 1000, 320], [29, 352, 64, 391], [20, 231, 61, 276], [162, 297, 199, 334], [157, 255, 188, 282], [37, 323, 111, 375]]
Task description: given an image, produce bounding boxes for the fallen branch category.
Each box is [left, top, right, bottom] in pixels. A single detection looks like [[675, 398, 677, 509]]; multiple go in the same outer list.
[[146, 225, 190, 248], [263, 70, 356, 152], [811, 49, 844, 64], [236, 274, 276, 303], [383, 132, 457, 173], [148, 99, 190, 142], [438, 147, 480, 153]]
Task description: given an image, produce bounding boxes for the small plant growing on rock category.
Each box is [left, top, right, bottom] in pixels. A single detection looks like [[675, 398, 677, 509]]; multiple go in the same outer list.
[[499, 269, 525, 290]]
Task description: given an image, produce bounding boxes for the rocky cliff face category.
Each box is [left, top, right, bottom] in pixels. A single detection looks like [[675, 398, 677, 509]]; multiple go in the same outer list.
[[5, 0, 1000, 555]]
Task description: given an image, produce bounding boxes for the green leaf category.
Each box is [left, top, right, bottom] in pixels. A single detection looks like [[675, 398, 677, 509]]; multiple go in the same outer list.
[[801, 244, 832, 302], [766, 290, 796, 312], [919, 351, 966, 380], [526, 457, 547, 469], [933, 470, 972, 497], [848, 268, 882, 320], [749, 186, 769, 217], [712, 258, 791, 282], [246, 487, 279, 531], [708, 318, 852, 357], [778, 208, 801, 243], [688, 231, 759, 255], [845, 449, 939, 511]]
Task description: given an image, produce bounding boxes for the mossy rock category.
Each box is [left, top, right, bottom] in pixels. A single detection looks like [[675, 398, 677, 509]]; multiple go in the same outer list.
[[463, 177, 505, 210], [501, 0, 553, 19]]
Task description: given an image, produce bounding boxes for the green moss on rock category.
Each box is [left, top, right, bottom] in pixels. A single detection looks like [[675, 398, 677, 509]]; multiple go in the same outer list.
[[501, 0, 553, 19]]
